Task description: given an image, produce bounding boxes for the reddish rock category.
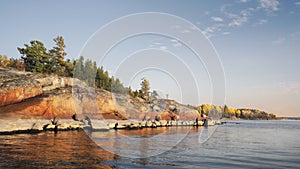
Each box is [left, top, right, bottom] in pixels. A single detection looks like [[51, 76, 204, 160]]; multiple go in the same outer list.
[[0, 86, 43, 106], [0, 68, 201, 120]]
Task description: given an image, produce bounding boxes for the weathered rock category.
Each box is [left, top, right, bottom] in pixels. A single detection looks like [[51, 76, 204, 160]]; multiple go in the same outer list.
[[0, 119, 83, 134], [0, 118, 210, 134], [0, 68, 202, 121], [0, 68, 81, 107], [0, 86, 43, 107]]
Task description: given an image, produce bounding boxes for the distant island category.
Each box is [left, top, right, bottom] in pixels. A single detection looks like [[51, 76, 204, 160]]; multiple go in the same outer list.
[[0, 36, 276, 121]]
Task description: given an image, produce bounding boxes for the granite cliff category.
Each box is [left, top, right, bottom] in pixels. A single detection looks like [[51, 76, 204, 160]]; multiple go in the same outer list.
[[0, 67, 200, 121]]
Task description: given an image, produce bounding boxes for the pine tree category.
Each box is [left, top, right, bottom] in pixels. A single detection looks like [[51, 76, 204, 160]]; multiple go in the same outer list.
[[128, 86, 133, 96], [151, 90, 159, 99], [112, 78, 125, 93], [103, 70, 111, 90], [64, 59, 74, 77], [73, 56, 85, 80], [17, 40, 49, 73], [140, 78, 150, 101], [95, 67, 103, 88], [83, 59, 96, 86], [49, 36, 67, 75]]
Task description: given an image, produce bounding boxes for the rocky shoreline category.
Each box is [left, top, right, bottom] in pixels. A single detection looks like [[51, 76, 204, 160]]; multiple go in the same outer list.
[[0, 68, 213, 135], [0, 118, 213, 135]]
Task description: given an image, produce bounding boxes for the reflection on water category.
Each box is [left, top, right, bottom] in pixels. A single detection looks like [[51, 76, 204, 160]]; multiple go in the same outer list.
[[0, 131, 115, 168], [1, 120, 300, 168], [90, 126, 195, 158]]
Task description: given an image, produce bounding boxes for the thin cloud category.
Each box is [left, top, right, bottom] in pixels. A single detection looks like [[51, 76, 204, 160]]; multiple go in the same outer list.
[[211, 16, 223, 22], [170, 39, 182, 47], [202, 23, 225, 37], [223, 7, 254, 27], [241, 7, 255, 16], [258, 0, 280, 13], [159, 46, 168, 50], [201, 1, 279, 38], [295, 2, 300, 6], [223, 32, 230, 35], [253, 19, 268, 26], [258, 19, 268, 24], [227, 9, 252, 27], [228, 15, 248, 27]]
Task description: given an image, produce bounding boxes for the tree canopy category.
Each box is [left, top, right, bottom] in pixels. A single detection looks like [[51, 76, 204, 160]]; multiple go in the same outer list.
[[49, 36, 67, 76], [17, 37, 72, 76], [14, 36, 129, 93], [18, 40, 49, 73]]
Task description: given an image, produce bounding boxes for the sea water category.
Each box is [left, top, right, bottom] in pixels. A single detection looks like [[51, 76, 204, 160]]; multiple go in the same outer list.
[[0, 120, 299, 168]]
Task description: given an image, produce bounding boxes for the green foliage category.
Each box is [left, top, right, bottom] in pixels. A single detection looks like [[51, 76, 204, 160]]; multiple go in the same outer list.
[[95, 67, 104, 88], [111, 78, 126, 93], [64, 59, 74, 77], [18, 40, 50, 73], [49, 36, 67, 75], [151, 90, 159, 99], [72, 57, 126, 93], [17, 36, 74, 76], [73, 56, 84, 79], [84, 59, 97, 86], [140, 78, 150, 101], [128, 86, 134, 97], [73, 56, 97, 86], [9, 36, 129, 93]]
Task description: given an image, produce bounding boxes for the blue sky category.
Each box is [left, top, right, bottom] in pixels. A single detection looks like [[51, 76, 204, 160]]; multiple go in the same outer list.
[[1, 0, 300, 117]]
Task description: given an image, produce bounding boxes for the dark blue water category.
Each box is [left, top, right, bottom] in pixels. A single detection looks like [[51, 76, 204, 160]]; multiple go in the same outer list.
[[0, 120, 299, 168]]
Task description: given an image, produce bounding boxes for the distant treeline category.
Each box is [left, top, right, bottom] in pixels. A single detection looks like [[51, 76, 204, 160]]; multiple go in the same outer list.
[[197, 104, 276, 120]]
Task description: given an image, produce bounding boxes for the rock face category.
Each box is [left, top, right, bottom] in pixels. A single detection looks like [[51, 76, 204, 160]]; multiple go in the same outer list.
[[0, 68, 201, 121]]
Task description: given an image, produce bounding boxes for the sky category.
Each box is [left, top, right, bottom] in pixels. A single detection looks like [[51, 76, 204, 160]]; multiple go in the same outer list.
[[0, 0, 300, 117]]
